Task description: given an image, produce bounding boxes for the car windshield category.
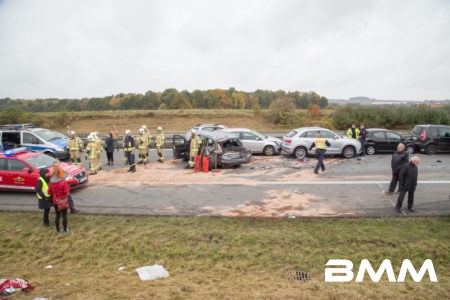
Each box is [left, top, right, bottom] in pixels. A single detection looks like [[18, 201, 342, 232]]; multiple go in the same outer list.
[[24, 154, 56, 169], [33, 129, 63, 141]]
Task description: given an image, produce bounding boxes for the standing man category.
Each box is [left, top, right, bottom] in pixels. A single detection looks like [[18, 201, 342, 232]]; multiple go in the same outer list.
[[85, 135, 98, 175], [136, 128, 149, 165], [36, 168, 53, 226], [395, 156, 420, 213], [123, 129, 136, 173], [309, 132, 331, 174], [110, 126, 119, 151], [359, 124, 367, 157], [142, 125, 152, 162], [155, 126, 165, 163], [104, 133, 115, 166], [67, 131, 83, 166], [346, 124, 360, 139], [187, 130, 202, 169], [94, 132, 104, 171], [386, 143, 409, 194]]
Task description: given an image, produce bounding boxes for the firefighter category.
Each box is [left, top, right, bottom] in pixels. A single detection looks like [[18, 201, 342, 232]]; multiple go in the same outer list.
[[136, 128, 148, 165], [123, 129, 136, 173], [155, 126, 165, 163], [309, 132, 331, 174], [142, 125, 152, 161], [67, 131, 83, 166], [85, 134, 98, 175], [94, 132, 104, 170], [187, 129, 202, 169]]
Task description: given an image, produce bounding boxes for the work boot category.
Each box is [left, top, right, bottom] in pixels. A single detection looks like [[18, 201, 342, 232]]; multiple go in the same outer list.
[[131, 165, 136, 173], [127, 167, 132, 172], [111, 161, 114, 166]]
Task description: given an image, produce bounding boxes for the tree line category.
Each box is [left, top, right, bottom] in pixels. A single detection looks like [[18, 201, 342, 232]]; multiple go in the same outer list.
[[0, 88, 328, 112]]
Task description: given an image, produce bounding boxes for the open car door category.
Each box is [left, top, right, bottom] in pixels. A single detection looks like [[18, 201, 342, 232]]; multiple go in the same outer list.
[[172, 134, 189, 160]]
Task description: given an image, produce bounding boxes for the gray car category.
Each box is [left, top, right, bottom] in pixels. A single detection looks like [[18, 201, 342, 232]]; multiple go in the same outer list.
[[222, 128, 281, 156], [282, 127, 361, 158]]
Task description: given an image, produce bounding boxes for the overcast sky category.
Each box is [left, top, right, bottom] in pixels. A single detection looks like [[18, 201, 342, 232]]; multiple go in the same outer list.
[[0, 0, 449, 100]]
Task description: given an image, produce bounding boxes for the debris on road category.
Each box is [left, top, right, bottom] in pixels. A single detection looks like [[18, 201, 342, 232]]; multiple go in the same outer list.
[[136, 265, 170, 281]]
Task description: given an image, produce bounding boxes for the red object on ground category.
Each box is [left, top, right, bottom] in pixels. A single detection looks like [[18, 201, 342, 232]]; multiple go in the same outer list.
[[0, 278, 34, 295], [194, 155, 202, 172], [202, 156, 210, 173]]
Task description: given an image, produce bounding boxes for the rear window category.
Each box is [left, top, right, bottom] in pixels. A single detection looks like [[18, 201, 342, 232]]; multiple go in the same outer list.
[[286, 130, 298, 138]]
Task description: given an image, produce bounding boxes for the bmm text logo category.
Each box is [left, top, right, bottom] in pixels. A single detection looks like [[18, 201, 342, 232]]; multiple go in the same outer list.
[[325, 259, 438, 282]]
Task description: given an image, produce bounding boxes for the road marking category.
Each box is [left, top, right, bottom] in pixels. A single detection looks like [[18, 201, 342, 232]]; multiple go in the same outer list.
[[252, 180, 450, 185]]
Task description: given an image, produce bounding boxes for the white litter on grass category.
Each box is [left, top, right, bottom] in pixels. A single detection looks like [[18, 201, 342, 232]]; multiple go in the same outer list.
[[45, 265, 53, 269], [136, 265, 169, 281], [118, 266, 125, 271]]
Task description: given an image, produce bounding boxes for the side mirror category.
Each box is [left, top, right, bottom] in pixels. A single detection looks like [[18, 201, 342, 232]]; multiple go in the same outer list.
[[22, 167, 32, 173]]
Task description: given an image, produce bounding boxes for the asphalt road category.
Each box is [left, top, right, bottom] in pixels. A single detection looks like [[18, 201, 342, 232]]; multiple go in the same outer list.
[[1, 149, 449, 217]]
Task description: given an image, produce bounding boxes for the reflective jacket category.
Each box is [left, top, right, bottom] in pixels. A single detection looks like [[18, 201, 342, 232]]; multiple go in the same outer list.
[[190, 135, 202, 154], [347, 127, 360, 139], [36, 177, 50, 200], [124, 136, 136, 152], [155, 133, 165, 148], [137, 135, 148, 150], [68, 137, 83, 151]]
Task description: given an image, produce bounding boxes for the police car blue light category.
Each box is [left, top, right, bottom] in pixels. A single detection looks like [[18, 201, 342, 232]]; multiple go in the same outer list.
[[3, 147, 28, 157]]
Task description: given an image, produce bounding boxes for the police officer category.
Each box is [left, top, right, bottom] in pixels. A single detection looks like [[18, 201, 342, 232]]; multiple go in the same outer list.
[[346, 124, 360, 139], [187, 129, 202, 169], [85, 134, 98, 175], [155, 126, 165, 163], [67, 131, 83, 166], [309, 133, 331, 174], [137, 128, 148, 165], [124, 129, 136, 173]]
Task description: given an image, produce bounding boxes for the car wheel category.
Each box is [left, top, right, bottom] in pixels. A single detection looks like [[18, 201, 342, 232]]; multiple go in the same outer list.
[[263, 145, 275, 156], [342, 146, 356, 158], [366, 145, 376, 155], [425, 144, 437, 155], [406, 145, 415, 155], [294, 146, 307, 159]]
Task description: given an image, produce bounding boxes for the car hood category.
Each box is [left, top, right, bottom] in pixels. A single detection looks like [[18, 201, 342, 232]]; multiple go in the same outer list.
[[58, 162, 85, 175], [48, 138, 68, 149]]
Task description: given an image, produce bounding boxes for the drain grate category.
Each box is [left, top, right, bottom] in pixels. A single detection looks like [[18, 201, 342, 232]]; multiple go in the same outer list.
[[282, 270, 311, 283]]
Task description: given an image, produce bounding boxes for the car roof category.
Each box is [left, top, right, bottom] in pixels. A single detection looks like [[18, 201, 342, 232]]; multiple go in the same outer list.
[[194, 124, 225, 128], [366, 128, 389, 132], [414, 124, 450, 128], [293, 127, 329, 132], [223, 128, 257, 133]]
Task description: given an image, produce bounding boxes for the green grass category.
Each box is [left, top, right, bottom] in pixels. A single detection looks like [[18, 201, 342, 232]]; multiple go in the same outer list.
[[1, 213, 448, 299]]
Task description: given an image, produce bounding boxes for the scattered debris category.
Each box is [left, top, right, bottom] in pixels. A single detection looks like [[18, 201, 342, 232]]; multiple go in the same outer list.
[[118, 266, 125, 271], [282, 270, 311, 283], [45, 265, 53, 269], [136, 265, 169, 281], [436, 160, 442, 163], [0, 278, 34, 296]]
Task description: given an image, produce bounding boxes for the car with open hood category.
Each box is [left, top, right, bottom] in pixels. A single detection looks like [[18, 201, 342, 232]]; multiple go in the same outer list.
[[0, 147, 87, 192], [173, 131, 252, 168]]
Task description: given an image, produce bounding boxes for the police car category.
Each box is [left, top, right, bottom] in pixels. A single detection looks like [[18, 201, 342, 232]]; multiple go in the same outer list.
[[0, 148, 88, 192], [0, 123, 69, 160]]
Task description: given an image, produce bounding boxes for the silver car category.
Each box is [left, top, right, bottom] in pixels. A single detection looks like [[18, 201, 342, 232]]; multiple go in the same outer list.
[[282, 127, 361, 158], [223, 128, 282, 156]]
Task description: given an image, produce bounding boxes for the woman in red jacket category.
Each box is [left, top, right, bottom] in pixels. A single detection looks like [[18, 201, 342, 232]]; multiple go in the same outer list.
[[48, 168, 70, 235]]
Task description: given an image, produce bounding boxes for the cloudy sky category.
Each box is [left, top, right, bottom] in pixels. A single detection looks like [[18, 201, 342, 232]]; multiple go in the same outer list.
[[0, 0, 449, 100]]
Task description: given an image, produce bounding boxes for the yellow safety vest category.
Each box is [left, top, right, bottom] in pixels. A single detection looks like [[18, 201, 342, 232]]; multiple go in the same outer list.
[[36, 177, 50, 199], [315, 138, 327, 150]]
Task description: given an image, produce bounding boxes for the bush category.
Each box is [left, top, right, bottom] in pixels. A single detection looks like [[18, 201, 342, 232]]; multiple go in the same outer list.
[[265, 98, 297, 126]]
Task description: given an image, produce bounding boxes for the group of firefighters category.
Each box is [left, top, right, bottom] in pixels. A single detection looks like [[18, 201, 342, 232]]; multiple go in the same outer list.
[[66, 126, 165, 174]]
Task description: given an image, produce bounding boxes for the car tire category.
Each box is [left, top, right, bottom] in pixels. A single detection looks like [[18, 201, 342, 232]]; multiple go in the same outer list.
[[342, 146, 356, 158], [366, 145, 376, 155], [425, 144, 437, 155], [263, 145, 275, 156], [406, 145, 415, 155], [294, 146, 307, 159]]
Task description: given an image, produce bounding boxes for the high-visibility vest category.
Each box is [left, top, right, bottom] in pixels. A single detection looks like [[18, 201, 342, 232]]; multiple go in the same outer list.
[[347, 128, 360, 139], [68, 137, 82, 151], [137, 136, 148, 150], [124, 137, 135, 152], [314, 138, 327, 150], [85, 141, 97, 159], [36, 177, 50, 199]]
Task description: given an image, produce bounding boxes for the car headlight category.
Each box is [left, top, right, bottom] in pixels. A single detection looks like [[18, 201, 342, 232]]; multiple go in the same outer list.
[[65, 175, 74, 180]]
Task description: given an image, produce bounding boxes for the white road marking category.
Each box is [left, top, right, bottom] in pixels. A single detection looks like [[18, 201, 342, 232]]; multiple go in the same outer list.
[[252, 180, 450, 185]]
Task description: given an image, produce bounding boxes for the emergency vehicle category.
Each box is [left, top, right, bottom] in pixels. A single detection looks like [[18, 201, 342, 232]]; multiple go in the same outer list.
[[0, 148, 88, 191]]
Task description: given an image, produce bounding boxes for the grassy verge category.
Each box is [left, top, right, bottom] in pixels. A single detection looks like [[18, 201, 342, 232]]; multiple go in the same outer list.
[[1, 213, 448, 299]]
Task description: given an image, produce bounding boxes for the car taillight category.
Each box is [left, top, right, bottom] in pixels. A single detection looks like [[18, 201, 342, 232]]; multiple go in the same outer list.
[[420, 129, 426, 140], [284, 139, 292, 144]]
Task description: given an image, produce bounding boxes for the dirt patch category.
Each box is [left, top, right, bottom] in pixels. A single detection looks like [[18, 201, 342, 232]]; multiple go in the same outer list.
[[200, 190, 317, 217]]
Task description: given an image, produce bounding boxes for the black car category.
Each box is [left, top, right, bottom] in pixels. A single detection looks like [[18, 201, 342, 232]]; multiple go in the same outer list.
[[173, 131, 252, 168], [411, 124, 450, 155], [365, 128, 415, 155]]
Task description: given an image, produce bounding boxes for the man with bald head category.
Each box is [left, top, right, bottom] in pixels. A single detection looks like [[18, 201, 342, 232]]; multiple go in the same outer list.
[[395, 156, 420, 213], [386, 143, 409, 195]]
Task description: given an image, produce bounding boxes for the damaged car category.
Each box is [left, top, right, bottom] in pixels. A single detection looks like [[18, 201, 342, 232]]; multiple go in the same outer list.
[[173, 131, 252, 168]]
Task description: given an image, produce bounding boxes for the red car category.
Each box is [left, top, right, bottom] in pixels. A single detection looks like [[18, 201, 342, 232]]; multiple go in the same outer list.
[[0, 148, 88, 191]]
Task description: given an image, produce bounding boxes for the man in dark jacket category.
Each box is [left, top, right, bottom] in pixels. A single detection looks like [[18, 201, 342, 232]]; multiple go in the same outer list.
[[386, 143, 409, 194], [36, 168, 53, 226], [395, 156, 420, 213]]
